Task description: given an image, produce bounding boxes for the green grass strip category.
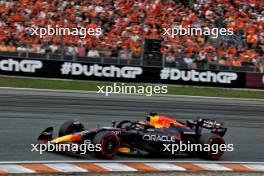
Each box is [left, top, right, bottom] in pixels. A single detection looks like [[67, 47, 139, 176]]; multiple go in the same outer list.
[[0, 76, 263, 99]]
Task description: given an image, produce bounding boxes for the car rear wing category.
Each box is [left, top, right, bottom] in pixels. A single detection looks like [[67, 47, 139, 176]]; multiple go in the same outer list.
[[187, 119, 227, 137]]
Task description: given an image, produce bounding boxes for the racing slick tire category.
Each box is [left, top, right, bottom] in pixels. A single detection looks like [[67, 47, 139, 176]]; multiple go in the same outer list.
[[58, 120, 85, 137], [199, 133, 225, 160], [93, 131, 119, 159]]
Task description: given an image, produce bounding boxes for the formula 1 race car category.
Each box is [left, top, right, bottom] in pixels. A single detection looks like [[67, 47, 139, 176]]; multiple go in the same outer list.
[[38, 113, 228, 160]]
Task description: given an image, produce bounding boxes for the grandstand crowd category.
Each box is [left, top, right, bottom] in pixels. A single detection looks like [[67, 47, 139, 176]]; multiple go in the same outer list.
[[0, 0, 263, 70]]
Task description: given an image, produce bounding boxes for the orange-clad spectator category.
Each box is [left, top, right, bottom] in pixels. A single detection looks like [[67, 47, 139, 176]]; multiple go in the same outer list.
[[219, 59, 226, 65], [219, 49, 226, 59], [261, 45, 264, 52], [247, 33, 258, 48], [232, 58, 242, 67], [5, 45, 17, 52], [0, 34, 7, 41], [186, 44, 196, 55], [240, 49, 258, 62], [228, 47, 237, 56], [0, 42, 7, 52]]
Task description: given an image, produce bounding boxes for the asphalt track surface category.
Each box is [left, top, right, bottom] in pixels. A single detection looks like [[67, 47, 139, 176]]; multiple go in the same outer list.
[[0, 88, 263, 162]]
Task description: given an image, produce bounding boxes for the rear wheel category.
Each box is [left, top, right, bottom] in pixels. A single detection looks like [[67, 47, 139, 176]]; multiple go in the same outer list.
[[199, 133, 225, 160], [58, 120, 85, 137], [93, 131, 119, 159]]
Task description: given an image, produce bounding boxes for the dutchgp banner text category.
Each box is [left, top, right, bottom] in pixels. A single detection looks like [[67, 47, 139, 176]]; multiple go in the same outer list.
[[0, 56, 260, 89]]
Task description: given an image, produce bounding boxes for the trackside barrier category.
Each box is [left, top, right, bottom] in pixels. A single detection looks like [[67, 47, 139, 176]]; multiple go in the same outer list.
[[0, 56, 262, 89]]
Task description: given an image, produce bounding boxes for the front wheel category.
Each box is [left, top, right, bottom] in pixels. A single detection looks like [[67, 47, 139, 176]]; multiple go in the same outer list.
[[199, 133, 225, 160], [93, 131, 119, 159]]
